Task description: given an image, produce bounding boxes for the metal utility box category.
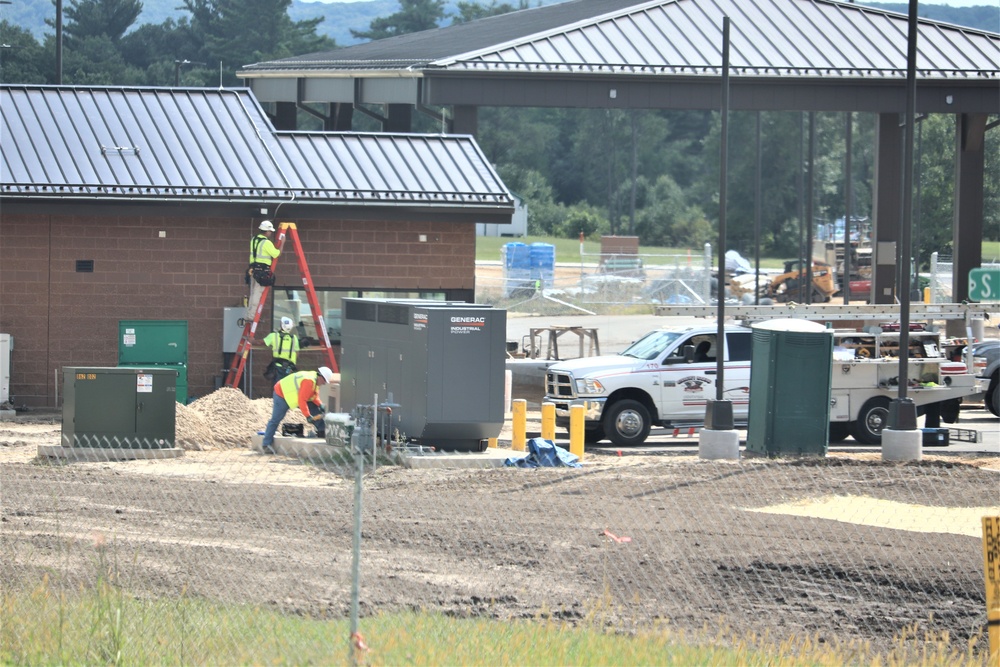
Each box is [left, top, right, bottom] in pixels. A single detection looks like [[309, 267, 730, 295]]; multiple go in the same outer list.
[[62, 367, 177, 448], [0, 333, 11, 404], [746, 319, 833, 456], [341, 299, 506, 452], [119, 320, 188, 403], [222, 307, 245, 354]]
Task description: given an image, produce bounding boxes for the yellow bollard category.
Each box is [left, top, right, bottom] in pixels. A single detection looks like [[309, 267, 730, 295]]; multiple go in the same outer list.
[[541, 402, 556, 441], [983, 516, 1000, 662], [512, 399, 527, 452], [569, 404, 585, 461], [488, 437, 497, 449]]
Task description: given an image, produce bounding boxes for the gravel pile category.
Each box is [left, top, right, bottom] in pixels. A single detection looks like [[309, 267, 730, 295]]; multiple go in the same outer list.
[[176, 388, 306, 450]]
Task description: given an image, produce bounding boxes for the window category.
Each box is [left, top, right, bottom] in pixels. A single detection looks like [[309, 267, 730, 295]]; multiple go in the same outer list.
[[726, 332, 752, 361], [662, 334, 716, 364]]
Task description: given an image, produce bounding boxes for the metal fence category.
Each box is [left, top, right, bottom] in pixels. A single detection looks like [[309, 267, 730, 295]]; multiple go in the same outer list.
[[927, 252, 1000, 305], [478, 246, 714, 315], [1, 395, 997, 664]]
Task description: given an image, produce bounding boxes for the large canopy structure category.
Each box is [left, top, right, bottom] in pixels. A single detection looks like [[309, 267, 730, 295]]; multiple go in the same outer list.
[[239, 0, 1000, 303]]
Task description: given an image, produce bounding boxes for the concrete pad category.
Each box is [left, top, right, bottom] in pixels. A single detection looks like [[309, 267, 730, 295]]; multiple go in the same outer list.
[[0, 409, 16, 420], [396, 445, 520, 469], [37, 445, 184, 461], [699, 429, 741, 460], [250, 434, 535, 470], [881, 428, 922, 462], [250, 433, 348, 461]]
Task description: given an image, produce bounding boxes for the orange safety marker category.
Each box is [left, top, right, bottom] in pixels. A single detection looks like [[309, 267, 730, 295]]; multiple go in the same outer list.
[[602, 529, 632, 544]]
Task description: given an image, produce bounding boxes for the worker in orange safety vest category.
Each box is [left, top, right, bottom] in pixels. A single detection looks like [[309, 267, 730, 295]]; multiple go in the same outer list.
[[261, 367, 333, 453]]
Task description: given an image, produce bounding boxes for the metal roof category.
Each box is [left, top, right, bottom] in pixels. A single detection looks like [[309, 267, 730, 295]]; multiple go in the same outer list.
[[241, 0, 1000, 80], [0, 85, 514, 210], [267, 133, 513, 206]]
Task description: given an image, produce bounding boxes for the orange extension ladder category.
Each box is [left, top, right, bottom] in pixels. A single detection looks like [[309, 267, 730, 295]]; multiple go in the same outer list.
[[224, 222, 338, 389]]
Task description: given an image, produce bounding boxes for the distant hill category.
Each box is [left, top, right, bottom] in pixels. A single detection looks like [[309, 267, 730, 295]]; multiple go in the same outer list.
[[2, 0, 997, 49]]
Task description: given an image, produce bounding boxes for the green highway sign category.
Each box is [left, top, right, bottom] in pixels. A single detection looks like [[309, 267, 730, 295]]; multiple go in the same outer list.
[[969, 267, 1000, 302]]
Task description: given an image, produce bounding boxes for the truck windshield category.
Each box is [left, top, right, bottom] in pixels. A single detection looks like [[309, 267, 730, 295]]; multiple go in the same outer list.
[[621, 330, 683, 360]]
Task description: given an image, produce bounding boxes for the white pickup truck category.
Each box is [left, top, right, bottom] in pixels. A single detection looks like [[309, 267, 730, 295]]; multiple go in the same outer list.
[[544, 324, 981, 447]]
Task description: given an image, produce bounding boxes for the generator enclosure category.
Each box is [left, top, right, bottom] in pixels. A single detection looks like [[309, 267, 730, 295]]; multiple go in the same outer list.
[[62, 367, 177, 448], [340, 299, 506, 451]]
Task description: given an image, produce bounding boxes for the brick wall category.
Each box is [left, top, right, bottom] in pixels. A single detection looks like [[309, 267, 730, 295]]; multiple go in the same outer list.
[[0, 210, 476, 407]]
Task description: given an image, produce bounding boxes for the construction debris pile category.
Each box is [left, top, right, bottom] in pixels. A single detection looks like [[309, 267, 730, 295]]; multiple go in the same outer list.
[[175, 387, 306, 451]]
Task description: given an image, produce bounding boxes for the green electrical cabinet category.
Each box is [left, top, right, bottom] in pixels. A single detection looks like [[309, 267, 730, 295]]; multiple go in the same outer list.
[[746, 319, 833, 457], [62, 367, 177, 448], [118, 320, 188, 403]]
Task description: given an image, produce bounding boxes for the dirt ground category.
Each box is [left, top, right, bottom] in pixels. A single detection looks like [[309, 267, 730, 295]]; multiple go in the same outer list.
[[2, 266, 998, 658], [1, 410, 998, 659]]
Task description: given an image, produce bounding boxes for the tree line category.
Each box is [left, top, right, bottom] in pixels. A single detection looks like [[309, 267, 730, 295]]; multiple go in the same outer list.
[[1, 0, 997, 263]]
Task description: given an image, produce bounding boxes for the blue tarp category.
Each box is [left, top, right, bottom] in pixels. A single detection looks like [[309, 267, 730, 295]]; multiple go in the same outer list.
[[504, 438, 581, 468]]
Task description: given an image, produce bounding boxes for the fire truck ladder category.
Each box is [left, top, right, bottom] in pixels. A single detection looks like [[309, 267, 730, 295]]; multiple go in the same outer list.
[[224, 222, 338, 389]]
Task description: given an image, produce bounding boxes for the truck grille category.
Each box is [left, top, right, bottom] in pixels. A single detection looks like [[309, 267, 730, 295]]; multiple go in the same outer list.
[[546, 371, 575, 398]]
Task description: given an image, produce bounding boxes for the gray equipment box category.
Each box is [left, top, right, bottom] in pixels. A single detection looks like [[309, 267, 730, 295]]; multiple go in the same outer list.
[[340, 299, 506, 452], [62, 367, 177, 448]]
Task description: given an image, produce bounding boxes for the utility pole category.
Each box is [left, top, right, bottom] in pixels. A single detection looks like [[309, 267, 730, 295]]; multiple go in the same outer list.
[[55, 0, 62, 84]]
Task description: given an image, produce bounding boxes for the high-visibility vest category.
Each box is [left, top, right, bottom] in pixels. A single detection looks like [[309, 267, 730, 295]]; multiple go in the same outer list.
[[264, 331, 299, 365], [250, 234, 280, 266], [276, 371, 320, 412]]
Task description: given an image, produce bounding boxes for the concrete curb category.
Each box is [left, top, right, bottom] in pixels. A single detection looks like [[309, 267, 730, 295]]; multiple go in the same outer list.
[[37, 445, 184, 461]]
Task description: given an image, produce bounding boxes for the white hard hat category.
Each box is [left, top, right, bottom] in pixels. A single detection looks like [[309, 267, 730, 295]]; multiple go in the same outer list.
[[280, 317, 293, 333], [259, 220, 275, 232], [318, 367, 334, 383]]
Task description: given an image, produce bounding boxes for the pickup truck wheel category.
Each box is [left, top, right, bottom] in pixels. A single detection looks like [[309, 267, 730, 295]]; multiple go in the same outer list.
[[987, 385, 999, 417], [852, 397, 890, 445], [828, 422, 850, 443], [603, 399, 651, 447], [939, 398, 961, 424]]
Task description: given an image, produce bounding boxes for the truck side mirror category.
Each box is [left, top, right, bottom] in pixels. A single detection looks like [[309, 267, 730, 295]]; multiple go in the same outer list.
[[683, 345, 696, 363]]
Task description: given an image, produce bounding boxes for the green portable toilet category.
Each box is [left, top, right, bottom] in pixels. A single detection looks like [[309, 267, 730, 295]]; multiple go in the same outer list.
[[118, 320, 188, 403], [746, 319, 833, 457]]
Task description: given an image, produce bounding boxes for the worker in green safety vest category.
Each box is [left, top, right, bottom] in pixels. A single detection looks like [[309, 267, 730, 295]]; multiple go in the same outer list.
[[245, 220, 280, 320], [262, 316, 300, 383], [261, 367, 334, 453]]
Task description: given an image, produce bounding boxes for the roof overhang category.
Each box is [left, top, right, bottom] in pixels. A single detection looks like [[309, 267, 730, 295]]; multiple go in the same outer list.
[[419, 70, 1000, 113], [0, 198, 515, 223]]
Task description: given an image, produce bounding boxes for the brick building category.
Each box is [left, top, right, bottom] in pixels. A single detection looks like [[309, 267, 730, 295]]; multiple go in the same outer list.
[[0, 85, 514, 406]]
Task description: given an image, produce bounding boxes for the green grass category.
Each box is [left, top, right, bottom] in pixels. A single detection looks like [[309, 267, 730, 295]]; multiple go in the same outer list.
[[982, 240, 1000, 263], [2, 578, 987, 666]]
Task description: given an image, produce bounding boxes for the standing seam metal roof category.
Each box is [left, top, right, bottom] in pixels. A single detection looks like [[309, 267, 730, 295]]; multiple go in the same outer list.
[[435, 0, 1000, 77], [239, 0, 1000, 79], [0, 85, 514, 209]]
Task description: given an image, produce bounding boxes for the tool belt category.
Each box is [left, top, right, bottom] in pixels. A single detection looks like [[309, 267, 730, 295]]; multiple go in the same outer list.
[[263, 359, 296, 383], [247, 263, 275, 287]]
